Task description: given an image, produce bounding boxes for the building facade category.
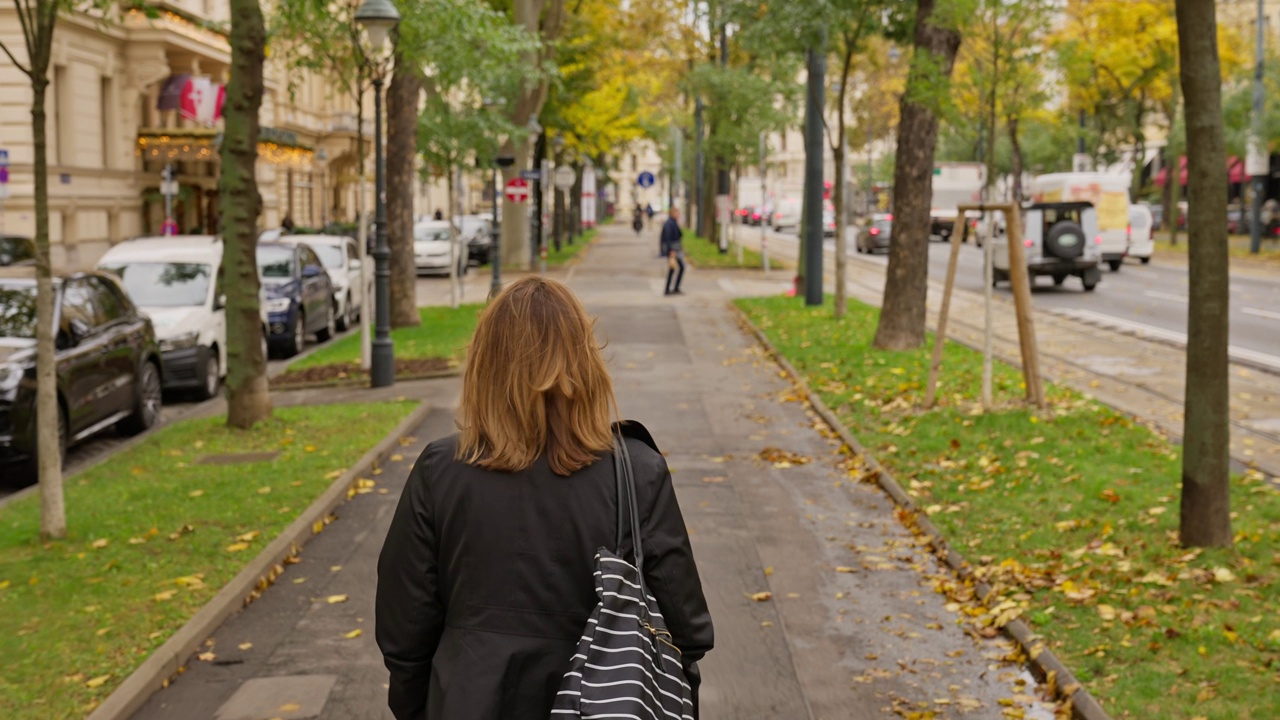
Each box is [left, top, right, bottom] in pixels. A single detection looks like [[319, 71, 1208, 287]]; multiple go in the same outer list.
[[0, 1, 381, 270]]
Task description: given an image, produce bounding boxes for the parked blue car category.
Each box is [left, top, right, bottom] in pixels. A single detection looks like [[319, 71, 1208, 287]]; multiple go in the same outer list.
[[257, 241, 337, 358]]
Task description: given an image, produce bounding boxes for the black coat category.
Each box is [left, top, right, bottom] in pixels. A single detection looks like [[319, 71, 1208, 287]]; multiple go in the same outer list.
[[376, 423, 714, 720]]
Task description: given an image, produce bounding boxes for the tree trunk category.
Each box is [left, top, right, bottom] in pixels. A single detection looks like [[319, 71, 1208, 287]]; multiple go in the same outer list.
[[386, 55, 421, 328], [833, 38, 854, 319], [221, 0, 271, 430], [31, 76, 64, 539], [1008, 115, 1024, 201], [553, 179, 564, 251], [570, 162, 583, 242], [499, 136, 533, 270], [1163, 150, 1176, 244], [1175, 0, 1232, 548], [873, 0, 961, 350]]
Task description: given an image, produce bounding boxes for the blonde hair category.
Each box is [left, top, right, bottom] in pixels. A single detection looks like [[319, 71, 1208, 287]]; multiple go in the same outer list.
[[457, 276, 617, 476]]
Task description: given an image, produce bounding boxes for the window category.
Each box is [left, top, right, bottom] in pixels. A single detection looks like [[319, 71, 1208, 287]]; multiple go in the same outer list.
[[89, 277, 125, 323], [61, 281, 99, 331]]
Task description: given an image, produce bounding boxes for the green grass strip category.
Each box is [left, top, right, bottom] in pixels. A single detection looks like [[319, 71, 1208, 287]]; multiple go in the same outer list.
[[0, 401, 415, 719], [737, 294, 1280, 719], [681, 229, 770, 269], [293, 304, 483, 370], [545, 228, 598, 267]]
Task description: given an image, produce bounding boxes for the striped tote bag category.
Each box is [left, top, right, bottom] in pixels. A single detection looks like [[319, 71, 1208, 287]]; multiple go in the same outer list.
[[550, 431, 695, 720]]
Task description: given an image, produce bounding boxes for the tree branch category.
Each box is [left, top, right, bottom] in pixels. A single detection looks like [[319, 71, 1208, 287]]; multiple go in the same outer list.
[[0, 33, 31, 77]]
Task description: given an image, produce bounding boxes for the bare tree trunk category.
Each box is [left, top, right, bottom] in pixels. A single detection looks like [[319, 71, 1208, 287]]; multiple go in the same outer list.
[[19, 14, 65, 535], [221, 0, 271, 430], [1008, 115, 1024, 201], [1163, 153, 1176, 244], [833, 36, 855, 319], [386, 53, 421, 328], [1175, 0, 1232, 548], [499, 136, 533, 270], [873, 0, 961, 350]]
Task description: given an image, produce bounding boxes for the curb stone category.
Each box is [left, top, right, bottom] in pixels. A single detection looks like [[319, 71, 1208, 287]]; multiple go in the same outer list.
[[85, 399, 434, 720], [732, 304, 1112, 720], [270, 367, 463, 392]]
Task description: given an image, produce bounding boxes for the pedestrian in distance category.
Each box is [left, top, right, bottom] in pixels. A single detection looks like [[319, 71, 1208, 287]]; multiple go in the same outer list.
[[662, 207, 685, 295], [632, 204, 645, 235], [375, 276, 714, 720]]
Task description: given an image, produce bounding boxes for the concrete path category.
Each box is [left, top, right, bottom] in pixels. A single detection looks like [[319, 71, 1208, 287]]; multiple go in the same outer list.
[[130, 223, 1050, 719]]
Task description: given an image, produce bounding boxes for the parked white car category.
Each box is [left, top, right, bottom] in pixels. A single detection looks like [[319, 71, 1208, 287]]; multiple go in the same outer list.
[[279, 234, 367, 331], [97, 236, 228, 399], [1127, 204, 1155, 264], [413, 220, 467, 276]]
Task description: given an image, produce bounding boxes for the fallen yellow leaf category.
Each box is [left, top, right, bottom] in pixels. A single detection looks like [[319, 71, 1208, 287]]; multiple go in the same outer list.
[[85, 674, 111, 689], [225, 542, 250, 553], [197, 651, 216, 662], [189, 490, 205, 498], [343, 628, 363, 639], [326, 594, 349, 604], [153, 590, 177, 602], [257, 486, 272, 494], [91, 538, 109, 549], [1096, 604, 1116, 621], [238, 642, 253, 651], [279, 702, 302, 712], [835, 566, 857, 574], [390, 454, 405, 462], [236, 531, 261, 543], [747, 591, 773, 602], [1212, 567, 1237, 583]]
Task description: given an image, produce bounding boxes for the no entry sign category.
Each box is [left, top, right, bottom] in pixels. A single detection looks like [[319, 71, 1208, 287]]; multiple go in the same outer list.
[[504, 178, 530, 203]]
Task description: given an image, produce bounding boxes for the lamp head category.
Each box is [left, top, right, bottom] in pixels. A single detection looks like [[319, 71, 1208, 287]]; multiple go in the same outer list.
[[355, 0, 400, 52]]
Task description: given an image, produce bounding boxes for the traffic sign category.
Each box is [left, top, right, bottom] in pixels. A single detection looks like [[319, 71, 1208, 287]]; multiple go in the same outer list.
[[0, 149, 8, 168], [637, 170, 655, 188], [504, 177, 530, 203], [553, 166, 575, 190], [520, 169, 542, 181]]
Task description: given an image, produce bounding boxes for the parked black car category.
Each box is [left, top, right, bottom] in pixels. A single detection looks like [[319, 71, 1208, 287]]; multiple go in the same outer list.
[[0, 267, 163, 482], [258, 241, 336, 358], [0, 236, 34, 266]]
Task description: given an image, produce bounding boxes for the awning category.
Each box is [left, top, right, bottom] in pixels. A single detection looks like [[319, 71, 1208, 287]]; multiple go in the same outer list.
[[135, 128, 314, 168], [1155, 155, 1253, 187]]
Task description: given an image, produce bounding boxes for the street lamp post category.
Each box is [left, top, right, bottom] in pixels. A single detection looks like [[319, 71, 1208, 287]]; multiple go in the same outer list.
[[355, 0, 400, 388]]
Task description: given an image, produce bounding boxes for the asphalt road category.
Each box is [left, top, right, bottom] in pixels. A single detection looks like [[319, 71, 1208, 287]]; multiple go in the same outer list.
[[752, 224, 1280, 367]]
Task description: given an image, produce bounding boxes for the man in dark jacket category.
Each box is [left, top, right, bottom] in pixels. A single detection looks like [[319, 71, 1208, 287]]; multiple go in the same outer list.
[[661, 208, 685, 296]]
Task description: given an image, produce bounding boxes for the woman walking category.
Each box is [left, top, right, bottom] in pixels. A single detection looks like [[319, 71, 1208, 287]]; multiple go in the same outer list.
[[376, 276, 714, 720]]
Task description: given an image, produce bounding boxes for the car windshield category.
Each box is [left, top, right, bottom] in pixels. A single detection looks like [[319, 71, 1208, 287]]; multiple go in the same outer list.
[[0, 283, 38, 338], [415, 226, 450, 243], [100, 262, 211, 307], [311, 244, 345, 269], [257, 245, 295, 280]]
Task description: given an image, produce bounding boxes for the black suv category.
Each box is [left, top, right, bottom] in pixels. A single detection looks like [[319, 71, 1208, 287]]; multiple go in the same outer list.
[[0, 267, 163, 482]]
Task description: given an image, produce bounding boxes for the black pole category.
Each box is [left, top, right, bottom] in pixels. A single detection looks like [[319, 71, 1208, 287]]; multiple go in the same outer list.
[[1251, 0, 1265, 254], [1077, 109, 1086, 155], [533, 131, 546, 271], [371, 75, 395, 387], [490, 162, 501, 299], [717, 21, 730, 253], [695, 97, 705, 237], [803, 38, 826, 307]]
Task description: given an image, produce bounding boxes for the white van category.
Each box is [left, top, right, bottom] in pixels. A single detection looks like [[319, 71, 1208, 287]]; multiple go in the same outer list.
[[771, 197, 802, 231], [1029, 173, 1130, 271], [98, 236, 228, 400], [1127, 204, 1155, 264]]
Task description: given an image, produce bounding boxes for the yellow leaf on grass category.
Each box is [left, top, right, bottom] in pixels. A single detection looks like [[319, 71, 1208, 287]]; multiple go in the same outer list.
[[236, 531, 261, 543], [304, 445, 317, 453], [326, 594, 349, 604], [153, 590, 177, 602], [343, 628, 363, 639], [0, 580, 9, 590], [1212, 567, 1237, 583], [85, 674, 111, 688], [225, 542, 250, 553], [257, 486, 272, 494], [91, 538, 109, 549], [189, 490, 205, 498], [1096, 605, 1116, 621]]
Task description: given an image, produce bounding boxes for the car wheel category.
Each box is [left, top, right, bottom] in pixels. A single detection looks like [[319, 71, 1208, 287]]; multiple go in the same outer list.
[[317, 305, 336, 342], [1107, 259, 1122, 272], [195, 348, 220, 401], [1140, 256, 1151, 265], [284, 312, 305, 357], [335, 294, 351, 331], [120, 361, 162, 436]]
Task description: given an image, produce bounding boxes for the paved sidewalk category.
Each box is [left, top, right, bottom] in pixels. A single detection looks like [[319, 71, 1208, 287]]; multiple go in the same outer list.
[[130, 224, 1051, 719]]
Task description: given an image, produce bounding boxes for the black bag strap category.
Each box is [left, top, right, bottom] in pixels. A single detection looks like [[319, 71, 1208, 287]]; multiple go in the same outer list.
[[612, 428, 646, 582]]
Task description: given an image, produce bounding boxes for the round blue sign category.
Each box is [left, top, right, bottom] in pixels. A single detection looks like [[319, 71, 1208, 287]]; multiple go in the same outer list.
[[637, 171, 655, 188]]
